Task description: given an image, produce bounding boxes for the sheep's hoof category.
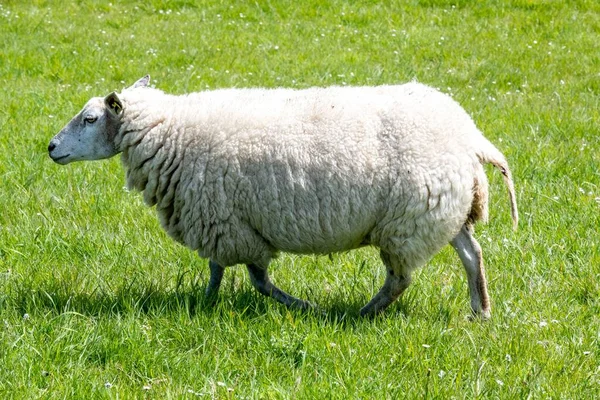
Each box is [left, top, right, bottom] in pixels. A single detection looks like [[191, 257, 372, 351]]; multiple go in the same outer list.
[[469, 308, 491, 321], [289, 299, 316, 312], [203, 290, 220, 306], [301, 302, 325, 317], [358, 305, 385, 318]]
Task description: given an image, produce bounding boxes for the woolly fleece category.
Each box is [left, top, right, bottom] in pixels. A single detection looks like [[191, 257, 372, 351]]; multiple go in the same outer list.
[[111, 82, 511, 271]]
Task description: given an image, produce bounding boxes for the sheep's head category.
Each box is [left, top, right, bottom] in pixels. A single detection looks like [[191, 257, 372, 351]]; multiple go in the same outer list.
[[48, 75, 150, 164], [48, 92, 124, 164]]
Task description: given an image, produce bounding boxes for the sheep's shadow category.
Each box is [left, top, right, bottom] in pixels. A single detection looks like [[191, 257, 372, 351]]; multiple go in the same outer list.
[[8, 280, 413, 326]]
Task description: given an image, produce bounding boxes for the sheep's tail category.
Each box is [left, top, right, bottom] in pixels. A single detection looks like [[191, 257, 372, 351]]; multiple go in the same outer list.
[[478, 139, 519, 231]]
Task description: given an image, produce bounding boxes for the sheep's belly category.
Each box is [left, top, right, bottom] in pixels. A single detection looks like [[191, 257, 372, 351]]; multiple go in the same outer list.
[[253, 211, 376, 255], [268, 231, 370, 255]]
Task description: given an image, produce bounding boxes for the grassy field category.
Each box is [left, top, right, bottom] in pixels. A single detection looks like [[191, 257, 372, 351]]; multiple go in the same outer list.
[[1, 0, 599, 397]]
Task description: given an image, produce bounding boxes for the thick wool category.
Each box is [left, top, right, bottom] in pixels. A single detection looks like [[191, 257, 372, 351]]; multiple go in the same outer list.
[[112, 83, 510, 271]]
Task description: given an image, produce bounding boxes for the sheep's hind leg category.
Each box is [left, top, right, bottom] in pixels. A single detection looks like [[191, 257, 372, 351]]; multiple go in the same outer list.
[[451, 224, 491, 320], [360, 252, 413, 317], [204, 259, 225, 302], [246, 264, 313, 310]]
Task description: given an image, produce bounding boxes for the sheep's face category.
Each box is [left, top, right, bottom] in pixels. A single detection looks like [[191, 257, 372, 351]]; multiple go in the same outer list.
[[48, 93, 123, 165]]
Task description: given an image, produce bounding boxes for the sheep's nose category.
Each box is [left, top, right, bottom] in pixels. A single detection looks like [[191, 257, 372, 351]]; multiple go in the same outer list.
[[48, 140, 57, 152]]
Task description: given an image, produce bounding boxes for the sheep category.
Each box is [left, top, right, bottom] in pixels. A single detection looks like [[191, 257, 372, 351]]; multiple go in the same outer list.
[[48, 75, 518, 319]]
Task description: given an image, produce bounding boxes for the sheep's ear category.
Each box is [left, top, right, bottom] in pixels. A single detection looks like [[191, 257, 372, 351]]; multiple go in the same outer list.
[[131, 75, 150, 88], [104, 92, 123, 116]]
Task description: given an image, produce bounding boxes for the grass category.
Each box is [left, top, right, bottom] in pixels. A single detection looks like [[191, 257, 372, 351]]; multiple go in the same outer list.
[[1, 0, 599, 397]]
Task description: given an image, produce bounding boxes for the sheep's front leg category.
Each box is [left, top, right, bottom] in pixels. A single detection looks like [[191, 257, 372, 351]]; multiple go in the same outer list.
[[246, 264, 313, 310], [205, 259, 225, 302], [360, 251, 412, 316], [451, 224, 491, 320]]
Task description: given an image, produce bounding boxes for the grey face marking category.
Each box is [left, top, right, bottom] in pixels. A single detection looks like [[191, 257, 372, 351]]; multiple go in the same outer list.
[[49, 94, 123, 164]]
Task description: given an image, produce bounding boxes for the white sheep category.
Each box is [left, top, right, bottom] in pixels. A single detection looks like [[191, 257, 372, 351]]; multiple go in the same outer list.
[[48, 76, 518, 318]]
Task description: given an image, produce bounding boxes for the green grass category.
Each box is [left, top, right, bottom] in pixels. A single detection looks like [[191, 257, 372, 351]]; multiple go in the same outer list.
[[1, 0, 599, 397]]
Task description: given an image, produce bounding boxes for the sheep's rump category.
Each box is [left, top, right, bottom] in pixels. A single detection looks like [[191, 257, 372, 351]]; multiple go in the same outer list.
[[122, 83, 488, 266]]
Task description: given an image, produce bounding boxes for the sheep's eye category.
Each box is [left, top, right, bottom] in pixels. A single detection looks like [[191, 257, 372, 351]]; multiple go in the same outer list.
[[84, 116, 97, 124]]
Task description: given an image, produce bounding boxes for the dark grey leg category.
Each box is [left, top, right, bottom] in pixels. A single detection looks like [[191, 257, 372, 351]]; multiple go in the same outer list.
[[205, 259, 225, 301], [360, 251, 413, 316], [246, 263, 313, 310]]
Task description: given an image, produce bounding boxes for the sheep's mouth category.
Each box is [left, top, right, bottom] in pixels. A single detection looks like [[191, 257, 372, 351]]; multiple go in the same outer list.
[[50, 153, 70, 163]]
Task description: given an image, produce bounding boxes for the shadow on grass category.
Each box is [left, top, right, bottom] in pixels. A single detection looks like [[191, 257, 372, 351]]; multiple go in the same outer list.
[[5, 278, 414, 326]]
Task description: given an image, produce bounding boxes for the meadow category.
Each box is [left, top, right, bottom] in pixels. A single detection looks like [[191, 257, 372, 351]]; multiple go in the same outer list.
[[1, 0, 599, 397]]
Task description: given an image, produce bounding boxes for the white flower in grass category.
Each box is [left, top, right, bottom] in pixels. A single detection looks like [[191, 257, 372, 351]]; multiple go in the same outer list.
[[104, 382, 113, 389]]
